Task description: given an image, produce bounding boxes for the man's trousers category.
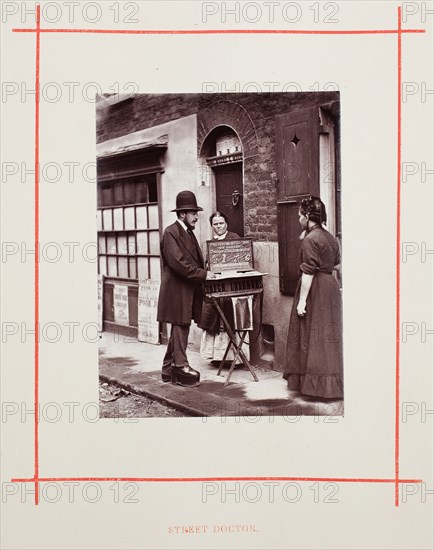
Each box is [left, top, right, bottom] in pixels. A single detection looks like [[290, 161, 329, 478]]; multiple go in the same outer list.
[[162, 324, 190, 375]]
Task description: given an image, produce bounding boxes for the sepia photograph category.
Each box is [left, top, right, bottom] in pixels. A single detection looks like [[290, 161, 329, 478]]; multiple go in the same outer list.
[[3, 2, 432, 548], [96, 92, 344, 418]]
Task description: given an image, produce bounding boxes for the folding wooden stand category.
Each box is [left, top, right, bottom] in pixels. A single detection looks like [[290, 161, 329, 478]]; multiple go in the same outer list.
[[205, 282, 263, 386], [203, 237, 266, 386]]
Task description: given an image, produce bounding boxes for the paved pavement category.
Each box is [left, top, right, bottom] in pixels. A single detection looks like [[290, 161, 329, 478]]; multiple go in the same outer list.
[[99, 331, 344, 417]]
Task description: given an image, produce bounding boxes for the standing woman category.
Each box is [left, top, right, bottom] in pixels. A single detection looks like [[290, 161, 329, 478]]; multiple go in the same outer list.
[[283, 196, 343, 399]]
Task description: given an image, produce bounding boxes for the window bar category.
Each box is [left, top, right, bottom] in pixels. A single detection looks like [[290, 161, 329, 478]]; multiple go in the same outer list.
[[115, 234, 119, 277], [126, 229, 130, 279], [134, 206, 138, 280], [120, 193, 128, 278], [134, 230, 138, 281], [147, 208, 151, 279]]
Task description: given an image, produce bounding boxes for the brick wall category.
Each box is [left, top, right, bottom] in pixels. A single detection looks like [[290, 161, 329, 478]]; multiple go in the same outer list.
[[97, 92, 339, 241], [96, 94, 200, 144]]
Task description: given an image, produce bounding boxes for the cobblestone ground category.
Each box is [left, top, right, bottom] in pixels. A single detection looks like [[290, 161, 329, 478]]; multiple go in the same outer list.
[[99, 380, 187, 418]]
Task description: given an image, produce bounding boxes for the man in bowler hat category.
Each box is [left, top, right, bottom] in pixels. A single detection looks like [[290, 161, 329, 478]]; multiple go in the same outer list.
[[157, 190, 215, 387]]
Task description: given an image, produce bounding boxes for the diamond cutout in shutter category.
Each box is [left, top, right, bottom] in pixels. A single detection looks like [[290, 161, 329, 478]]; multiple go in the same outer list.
[[291, 133, 301, 146]]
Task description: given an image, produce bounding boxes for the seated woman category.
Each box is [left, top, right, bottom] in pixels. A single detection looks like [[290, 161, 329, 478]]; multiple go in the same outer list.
[[199, 211, 250, 364]]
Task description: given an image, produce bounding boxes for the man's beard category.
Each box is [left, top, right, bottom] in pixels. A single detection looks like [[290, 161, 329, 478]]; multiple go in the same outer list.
[[185, 221, 196, 231]]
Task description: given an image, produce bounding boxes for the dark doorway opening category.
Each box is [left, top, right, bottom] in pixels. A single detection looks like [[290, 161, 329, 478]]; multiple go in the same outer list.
[[214, 162, 244, 237]]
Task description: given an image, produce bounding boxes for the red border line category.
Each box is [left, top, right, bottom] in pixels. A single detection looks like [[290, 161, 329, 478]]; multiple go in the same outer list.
[[12, 28, 424, 35], [12, 477, 422, 484], [9, 4, 425, 507], [395, 5, 403, 508], [33, 3, 41, 507]]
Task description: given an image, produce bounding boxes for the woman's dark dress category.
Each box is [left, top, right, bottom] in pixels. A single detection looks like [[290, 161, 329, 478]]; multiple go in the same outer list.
[[283, 227, 343, 399]]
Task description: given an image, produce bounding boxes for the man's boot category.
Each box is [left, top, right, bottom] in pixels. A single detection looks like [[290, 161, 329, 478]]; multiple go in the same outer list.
[[171, 366, 200, 387]]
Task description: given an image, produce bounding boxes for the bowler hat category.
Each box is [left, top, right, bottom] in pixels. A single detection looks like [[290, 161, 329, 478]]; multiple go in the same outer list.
[[171, 190, 203, 212]]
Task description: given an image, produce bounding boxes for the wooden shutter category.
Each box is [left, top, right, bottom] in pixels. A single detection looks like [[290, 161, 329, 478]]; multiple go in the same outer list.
[[276, 106, 320, 198], [276, 107, 320, 295]]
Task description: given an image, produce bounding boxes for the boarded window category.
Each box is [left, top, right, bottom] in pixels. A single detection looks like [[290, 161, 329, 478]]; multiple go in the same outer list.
[[97, 148, 164, 333]]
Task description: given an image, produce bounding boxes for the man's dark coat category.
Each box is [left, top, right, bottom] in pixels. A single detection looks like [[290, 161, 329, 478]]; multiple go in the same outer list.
[[157, 221, 206, 326]]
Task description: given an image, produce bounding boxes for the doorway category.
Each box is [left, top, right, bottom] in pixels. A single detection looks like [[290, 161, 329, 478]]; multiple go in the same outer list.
[[213, 162, 244, 237]]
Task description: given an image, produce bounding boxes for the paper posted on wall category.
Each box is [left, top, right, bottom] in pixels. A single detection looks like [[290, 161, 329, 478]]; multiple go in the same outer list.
[[138, 279, 160, 344]]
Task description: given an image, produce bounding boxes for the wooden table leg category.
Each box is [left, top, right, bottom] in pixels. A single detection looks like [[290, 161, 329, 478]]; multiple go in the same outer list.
[[212, 299, 231, 377], [216, 338, 231, 377], [233, 329, 259, 384], [211, 297, 259, 384], [224, 330, 248, 386]]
